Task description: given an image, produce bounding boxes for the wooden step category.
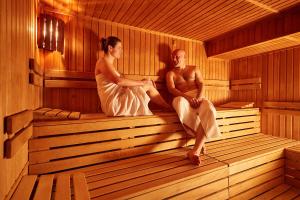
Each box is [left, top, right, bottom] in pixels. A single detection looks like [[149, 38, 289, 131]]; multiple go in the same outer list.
[[285, 144, 300, 190], [29, 108, 261, 175], [10, 173, 90, 200], [204, 134, 300, 199]]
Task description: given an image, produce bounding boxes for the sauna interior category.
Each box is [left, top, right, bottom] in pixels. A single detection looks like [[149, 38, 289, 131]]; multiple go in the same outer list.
[[2, 0, 300, 199]]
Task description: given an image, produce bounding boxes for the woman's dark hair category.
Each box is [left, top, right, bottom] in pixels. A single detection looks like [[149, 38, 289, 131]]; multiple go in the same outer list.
[[101, 36, 121, 54]]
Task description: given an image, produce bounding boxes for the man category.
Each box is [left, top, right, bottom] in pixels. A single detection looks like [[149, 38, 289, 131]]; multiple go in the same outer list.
[[166, 49, 220, 165]]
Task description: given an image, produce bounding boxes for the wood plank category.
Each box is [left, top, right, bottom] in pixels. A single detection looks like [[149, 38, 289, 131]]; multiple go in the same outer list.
[[44, 80, 97, 88], [45, 70, 95, 79], [231, 84, 261, 90], [91, 161, 226, 199], [33, 175, 54, 200], [33, 115, 179, 137], [73, 173, 90, 200], [201, 189, 229, 200], [229, 159, 284, 186], [5, 125, 33, 158], [5, 109, 33, 135], [230, 176, 284, 200], [29, 139, 188, 174], [264, 101, 300, 110], [68, 111, 80, 119], [29, 131, 186, 164], [29, 124, 183, 151], [55, 174, 71, 200], [86, 152, 187, 182], [166, 178, 228, 200], [253, 184, 292, 200], [11, 175, 37, 200], [231, 77, 261, 85], [273, 187, 300, 200]]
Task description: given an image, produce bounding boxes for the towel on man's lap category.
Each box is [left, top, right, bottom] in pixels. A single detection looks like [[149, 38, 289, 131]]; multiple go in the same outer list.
[[172, 89, 221, 138]]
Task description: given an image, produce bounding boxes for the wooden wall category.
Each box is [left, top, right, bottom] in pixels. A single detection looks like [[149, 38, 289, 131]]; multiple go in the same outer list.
[[205, 5, 300, 57], [42, 14, 230, 113], [0, 0, 41, 199], [230, 45, 300, 140]]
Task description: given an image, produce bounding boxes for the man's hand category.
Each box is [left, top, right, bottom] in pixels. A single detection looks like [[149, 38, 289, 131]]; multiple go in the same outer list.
[[186, 96, 202, 108]]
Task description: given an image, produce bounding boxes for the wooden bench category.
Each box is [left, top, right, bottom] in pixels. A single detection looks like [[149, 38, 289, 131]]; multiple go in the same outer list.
[[285, 144, 300, 189], [10, 173, 90, 200], [253, 184, 300, 199], [29, 108, 260, 175], [55, 134, 298, 199], [26, 107, 300, 199]]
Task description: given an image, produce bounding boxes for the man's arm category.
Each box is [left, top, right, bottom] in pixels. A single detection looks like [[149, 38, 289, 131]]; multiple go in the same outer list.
[[166, 71, 200, 108], [194, 67, 204, 99]]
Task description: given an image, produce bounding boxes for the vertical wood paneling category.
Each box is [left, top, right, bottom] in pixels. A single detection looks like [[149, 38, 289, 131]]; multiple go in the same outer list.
[[41, 15, 230, 112], [0, 0, 40, 199], [231, 45, 300, 140]]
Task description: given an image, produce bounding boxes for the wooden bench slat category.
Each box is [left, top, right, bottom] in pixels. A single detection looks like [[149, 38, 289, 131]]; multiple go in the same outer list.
[[201, 189, 229, 200], [229, 159, 284, 186], [86, 151, 187, 183], [45, 80, 97, 88], [29, 124, 183, 151], [56, 110, 71, 119], [169, 178, 228, 200], [231, 78, 261, 85], [230, 176, 284, 200], [229, 168, 284, 196], [33, 175, 54, 200], [33, 115, 180, 137], [59, 148, 185, 176], [68, 111, 80, 119], [253, 184, 292, 200], [73, 173, 90, 200], [29, 139, 187, 174], [226, 141, 300, 167], [5, 125, 33, 158], [130, 171, 228, 200], [6, 110, 33, 135], [88, 157, 192, 190], [29, 131, 186, 164], [55, 174, 71, 200], [272, 187, 300, 200], [92, 161, 226, 199], [11, 175, 37, 200], [44, 109, 63, 117]]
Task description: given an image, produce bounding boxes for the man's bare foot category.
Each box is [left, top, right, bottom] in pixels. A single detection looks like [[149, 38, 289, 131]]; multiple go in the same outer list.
[[187, 150, 201, 165]]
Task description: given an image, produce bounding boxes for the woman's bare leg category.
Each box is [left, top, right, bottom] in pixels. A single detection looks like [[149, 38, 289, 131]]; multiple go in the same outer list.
[[143, 84, 172, 110]]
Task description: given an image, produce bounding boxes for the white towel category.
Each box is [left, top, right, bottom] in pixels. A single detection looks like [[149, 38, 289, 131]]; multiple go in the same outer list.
[[96, 74, 153, 116], [172, 90, 221, 139]]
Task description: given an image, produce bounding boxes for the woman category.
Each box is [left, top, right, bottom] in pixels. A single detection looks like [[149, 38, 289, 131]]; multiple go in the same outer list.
[[95, 36, 171, 116]]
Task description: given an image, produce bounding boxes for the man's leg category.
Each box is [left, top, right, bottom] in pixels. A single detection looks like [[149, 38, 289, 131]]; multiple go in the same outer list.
[[187, 124, 206, 165]]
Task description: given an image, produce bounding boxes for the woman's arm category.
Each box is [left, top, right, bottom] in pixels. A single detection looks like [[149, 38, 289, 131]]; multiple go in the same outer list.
[[99, 60, 150, 87]]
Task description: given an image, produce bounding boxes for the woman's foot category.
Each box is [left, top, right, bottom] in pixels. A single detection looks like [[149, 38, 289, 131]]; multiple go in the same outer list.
[[187, 150, 201, 165]]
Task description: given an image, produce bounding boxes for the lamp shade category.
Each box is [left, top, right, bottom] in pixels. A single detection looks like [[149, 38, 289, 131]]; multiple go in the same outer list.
[[37, 14, 64, 54]]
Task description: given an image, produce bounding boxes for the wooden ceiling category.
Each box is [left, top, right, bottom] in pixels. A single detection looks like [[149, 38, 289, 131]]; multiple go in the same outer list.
[[40, 0, 299, 41]]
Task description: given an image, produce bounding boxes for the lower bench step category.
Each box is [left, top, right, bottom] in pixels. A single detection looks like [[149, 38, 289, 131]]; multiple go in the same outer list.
[[10, 173, 90, 200]]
